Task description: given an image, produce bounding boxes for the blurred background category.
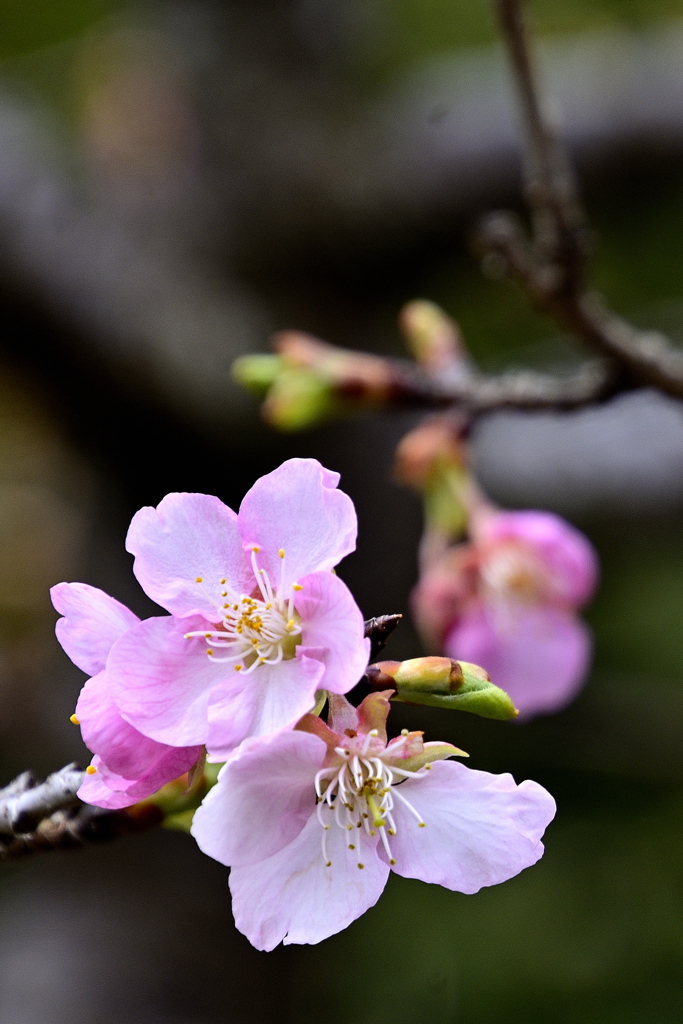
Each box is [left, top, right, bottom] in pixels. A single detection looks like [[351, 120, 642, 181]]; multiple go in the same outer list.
[[2, 0, 683, 1020]]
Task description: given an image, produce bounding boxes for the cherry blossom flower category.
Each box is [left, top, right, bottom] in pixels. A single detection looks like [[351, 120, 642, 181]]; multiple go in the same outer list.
[[51, 582, 202, 809], [99, 458, 370, 759], [191, 691, 556, 949], [412, 509, 598, 719]]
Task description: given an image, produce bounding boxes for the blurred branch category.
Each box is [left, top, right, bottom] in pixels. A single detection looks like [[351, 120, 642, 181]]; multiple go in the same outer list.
[[268, 330, 620, 416], [0, 766, 162, 864], [475, 0, 683, 400]]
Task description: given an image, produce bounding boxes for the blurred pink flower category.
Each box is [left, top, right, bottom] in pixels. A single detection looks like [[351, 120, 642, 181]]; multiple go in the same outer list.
[[412, 510, 599, 719], [91, 459, 368, 760], [51, 582, 201, 809], [191, 691, 556, 949]]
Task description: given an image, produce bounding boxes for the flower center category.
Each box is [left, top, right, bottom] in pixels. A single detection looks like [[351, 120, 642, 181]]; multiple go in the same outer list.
[[480, 541, 546, 604], [314, 730, 427, 871], [185, 547, 302, 675]]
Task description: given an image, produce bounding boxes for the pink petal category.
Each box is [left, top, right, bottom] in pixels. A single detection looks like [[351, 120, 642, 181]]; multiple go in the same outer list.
[[75, 671, 200, 781], [126, 493, 252, 618], [205, 654, 325, 761], [296, 571, 370, 694], [326, 694, 360, 736], [479, 511, 598, 607], [445, 603, 592, 719], [228, 813, 389, 950], [191, 730, 325, 866], [106, 614, 227, 746], [51, 582, 139, 676], [78, 745, 201, 809], [382, 760, 556, 892], [238, 459, 357, 590]]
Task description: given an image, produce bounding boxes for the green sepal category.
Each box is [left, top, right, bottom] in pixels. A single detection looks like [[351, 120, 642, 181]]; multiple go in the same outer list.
[[391, 741, 468, 773]]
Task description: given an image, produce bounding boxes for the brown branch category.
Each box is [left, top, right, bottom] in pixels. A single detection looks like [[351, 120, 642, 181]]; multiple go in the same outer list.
[[0, 766, 163, 863], [274, 330, 620, 414], [475, 0, 683, 399]]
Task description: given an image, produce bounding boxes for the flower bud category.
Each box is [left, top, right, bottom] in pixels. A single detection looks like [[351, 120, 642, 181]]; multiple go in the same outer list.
[[262, 367, 337, 431], [232, 354, 284, 397], [367, 656, 518, 720], [399, 300, 464, 371]]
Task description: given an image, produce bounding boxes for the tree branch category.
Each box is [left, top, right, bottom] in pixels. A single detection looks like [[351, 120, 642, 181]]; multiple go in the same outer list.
[[0, 766, 163, 864], [475, 0, 683, 399]]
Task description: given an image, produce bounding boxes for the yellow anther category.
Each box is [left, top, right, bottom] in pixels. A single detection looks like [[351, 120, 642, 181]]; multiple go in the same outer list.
[[235, 664, 242, 672], [286, 619, 295, 631], [390, 858, 396, 865], [196, 577, 203, 583], [266, 602, 271, 610], [388, 828, 395, 836], [252, 545, 260, 553], [357, 863, 365, 870], [70, 714, 80, 725], [220, 578, 226, 584], [324, 824, 330, 831], [207, 649, 213, 656], [184, 634, 191, 640], [369, 729, 378, 737], [86, 765, 97, 775], [419, 822, 426, 828], [425, 764, 432, 770], [401, 728, 409, 736], [259, 658, 265, 663], [347, 824, 353, 831], [293, 584, 303, 591], [204, 633, 211, 638], [279, 548, 285, 558], [326, 860, 332, 867], [348, 844, 355, 850], [222, 591, 227, 597]]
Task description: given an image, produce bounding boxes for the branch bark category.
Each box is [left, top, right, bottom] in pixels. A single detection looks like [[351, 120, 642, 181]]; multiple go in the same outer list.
[[0, 766, 163, 863]]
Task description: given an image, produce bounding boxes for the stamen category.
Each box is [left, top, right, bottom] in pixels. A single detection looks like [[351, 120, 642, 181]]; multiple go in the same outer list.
[[86, 765, 97, 775], [70, 714, 79, 725]]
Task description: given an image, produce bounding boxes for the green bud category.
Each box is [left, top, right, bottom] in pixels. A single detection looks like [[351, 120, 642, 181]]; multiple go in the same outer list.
[[263, 367, 337, 431], [367, 657, 518, 721], [232, 354, 285, 397]]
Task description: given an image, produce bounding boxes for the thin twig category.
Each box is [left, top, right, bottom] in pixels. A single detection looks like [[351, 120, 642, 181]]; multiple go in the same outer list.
[[476, 0, 683, 399]]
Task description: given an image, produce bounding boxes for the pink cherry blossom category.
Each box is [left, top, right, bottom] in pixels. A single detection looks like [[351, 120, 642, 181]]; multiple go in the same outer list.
[[191, 692, 556, 949], [412, 509, 598, 719], [102, 458, 370, 758], [51, 582, 201, 809]]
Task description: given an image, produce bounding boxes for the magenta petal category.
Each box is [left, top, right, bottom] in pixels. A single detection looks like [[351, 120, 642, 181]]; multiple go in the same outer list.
[[480, 510, 598, 607], [296, 571, 370, 694], [78, 745, 201, 809], [192, 730, 325, 866], [126, 492, 252, 618], [107, 614, 227, 746], [51, 582, 139, 676], [382, 760, 556, 892], [238, 459, 357, 590], [445, 603, 592, 719], [205, 654, 325, 761], [228, 813, 389, 950]]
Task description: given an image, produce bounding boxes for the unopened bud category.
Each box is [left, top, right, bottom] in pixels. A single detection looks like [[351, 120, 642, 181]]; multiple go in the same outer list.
[[262, 367, 336, 431], [232, 354, 284, 397], [399, 300, 464, 371], [367, 656, 518, 720]]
